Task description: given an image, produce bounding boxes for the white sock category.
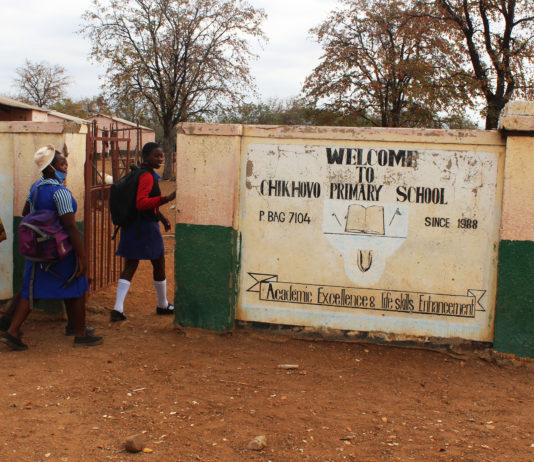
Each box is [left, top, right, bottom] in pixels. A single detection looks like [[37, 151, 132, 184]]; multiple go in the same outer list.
[[113, 279, 131, 313], [154, 279, 169, 308]]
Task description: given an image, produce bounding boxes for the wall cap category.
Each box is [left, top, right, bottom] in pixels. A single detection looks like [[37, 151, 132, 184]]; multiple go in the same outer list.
[[0, 121, 86, 134], [178, 123, 243, 136], [499, 101, 534, 133], [179, 122, 504, 147]]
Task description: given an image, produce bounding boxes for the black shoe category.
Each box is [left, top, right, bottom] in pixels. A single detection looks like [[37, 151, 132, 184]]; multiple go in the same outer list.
[[2, 332, 28, 351], [0, 315, 11, 332], [73, 335, 103, 347], [156, 303, 174, 315], [110, 310, 126, 322], [65, 325, 96, 336]]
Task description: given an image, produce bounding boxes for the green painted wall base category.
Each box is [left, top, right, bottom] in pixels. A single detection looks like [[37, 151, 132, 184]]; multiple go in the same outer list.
[[494, 240, 534, 358], [174, 223, 238, 332], [12, 216, 84, 314]]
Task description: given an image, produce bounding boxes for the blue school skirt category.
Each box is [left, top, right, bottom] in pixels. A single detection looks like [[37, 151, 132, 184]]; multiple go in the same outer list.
[[117, 220, 164, 260], [22, 252, 89, 299]]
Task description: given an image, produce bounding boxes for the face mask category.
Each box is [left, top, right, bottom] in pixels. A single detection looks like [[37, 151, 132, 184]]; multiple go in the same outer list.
[[53, 168, 67, 184]]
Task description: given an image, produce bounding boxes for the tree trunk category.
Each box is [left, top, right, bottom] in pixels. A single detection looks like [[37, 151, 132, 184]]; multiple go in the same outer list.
[[161, 121, 176, 180], [485, 96, 506, 130]]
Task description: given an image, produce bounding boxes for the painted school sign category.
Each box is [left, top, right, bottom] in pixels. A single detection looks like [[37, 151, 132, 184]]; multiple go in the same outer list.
[[239, 141, 501, 342], [175, 103, 534, 357]]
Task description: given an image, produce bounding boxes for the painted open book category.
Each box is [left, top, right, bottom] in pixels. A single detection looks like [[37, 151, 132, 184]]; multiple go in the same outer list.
[[345, 205, 385, 235]]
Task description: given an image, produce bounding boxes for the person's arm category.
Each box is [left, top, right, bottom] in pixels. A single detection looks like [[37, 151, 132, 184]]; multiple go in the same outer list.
[[59, 213, 86, 277], [21, 201, 30, 217], [136, 173, 174, 210], [156, 211, 172, 232], [53, 188, 86, 277]]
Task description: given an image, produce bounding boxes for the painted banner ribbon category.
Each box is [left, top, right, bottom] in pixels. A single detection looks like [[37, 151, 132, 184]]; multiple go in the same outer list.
[[247, 273, 485, 319]]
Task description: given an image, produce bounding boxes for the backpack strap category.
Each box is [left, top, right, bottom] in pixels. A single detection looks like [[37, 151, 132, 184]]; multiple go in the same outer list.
[[20, 222, 54, 243], [41, 259, 79, 288], [30, 180, 70, 214], [29, 262, 36, 311], [29, 182, 40, 214], [111, 225, 120, 241]]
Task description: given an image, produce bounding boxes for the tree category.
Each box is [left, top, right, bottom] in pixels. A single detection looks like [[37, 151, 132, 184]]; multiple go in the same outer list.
[[82, 0, 266, 179], [216, 97, 373, 126], [51, 95, 112, 120], [108, 92, 158, 132], [427, 0, 534, 129], [217, 98, 313, 125], [303, 0, 472, 128], [14, 60, 71, 107]]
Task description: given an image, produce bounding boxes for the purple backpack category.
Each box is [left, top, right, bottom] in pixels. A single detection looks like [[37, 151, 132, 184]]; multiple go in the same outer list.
[[18, 186, 72, 262]]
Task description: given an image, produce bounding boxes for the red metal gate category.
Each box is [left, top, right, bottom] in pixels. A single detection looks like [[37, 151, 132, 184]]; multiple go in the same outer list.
[[84, 121, 142, 292]]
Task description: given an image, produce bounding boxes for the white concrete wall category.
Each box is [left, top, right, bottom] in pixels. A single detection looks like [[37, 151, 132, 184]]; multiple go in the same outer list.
[[0, 121, 87, 300], [4, 122, 88, 216], [178, 123, 506, 343], [0, 134, 14, 298], [237, 127, 505, 342]]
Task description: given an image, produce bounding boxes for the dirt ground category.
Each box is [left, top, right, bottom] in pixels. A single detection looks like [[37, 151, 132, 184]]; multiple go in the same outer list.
[[2, 181, 534, 461]]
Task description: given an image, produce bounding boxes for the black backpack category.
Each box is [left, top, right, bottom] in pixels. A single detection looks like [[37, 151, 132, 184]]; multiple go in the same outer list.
[[109, 165, 149, 238]]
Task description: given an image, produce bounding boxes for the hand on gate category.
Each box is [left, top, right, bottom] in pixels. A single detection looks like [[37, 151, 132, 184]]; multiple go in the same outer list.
[[165, 191, 176, 203]]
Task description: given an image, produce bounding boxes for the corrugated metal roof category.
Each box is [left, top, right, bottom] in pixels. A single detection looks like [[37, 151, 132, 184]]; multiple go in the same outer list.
[[0, 95, 49, 112], [48, 110, 89, 124], [0, 96, 88, 124]]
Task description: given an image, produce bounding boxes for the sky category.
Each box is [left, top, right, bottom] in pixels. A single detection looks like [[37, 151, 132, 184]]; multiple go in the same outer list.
[[1, 0, 339, 103]]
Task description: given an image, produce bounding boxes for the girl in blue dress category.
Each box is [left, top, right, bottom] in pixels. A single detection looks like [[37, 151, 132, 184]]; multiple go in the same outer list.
[[2, 146, 103, 350], [110, 142, 176, 321]]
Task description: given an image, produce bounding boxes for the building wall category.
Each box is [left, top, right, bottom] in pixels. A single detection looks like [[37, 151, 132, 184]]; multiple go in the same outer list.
[[0, 107, 47, 122], [174, 124, 241, 331], [493, 102, 534, 357], [0, 121, 87, 305], [175, 123, 507, 343]]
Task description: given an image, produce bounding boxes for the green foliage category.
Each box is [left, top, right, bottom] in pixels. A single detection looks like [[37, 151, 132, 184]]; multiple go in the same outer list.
[[215, 98, 373, 127], [50, 95, 111, 120], [304, 0, 534, 129], [303, 0, 469, 128]]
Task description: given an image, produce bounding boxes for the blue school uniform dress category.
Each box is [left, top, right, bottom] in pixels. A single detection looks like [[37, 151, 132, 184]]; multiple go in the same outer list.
[[116, 167, 165, 261], [21, 178, 89, 299]]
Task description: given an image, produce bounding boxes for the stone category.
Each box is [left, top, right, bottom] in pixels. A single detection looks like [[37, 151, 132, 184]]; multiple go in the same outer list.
[[125, 434, 145, 453], [247, 435, 267, 451]]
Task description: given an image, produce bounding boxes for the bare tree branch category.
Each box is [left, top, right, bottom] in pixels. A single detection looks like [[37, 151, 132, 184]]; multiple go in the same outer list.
[[81, 0, 266, 178], [13, 59, 71, 107]]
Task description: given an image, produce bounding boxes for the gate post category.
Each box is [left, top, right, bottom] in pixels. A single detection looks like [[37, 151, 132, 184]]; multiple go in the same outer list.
[[83, 121, 93, 276], [495, 101, 534, 357], [174, 124, 242, 331]]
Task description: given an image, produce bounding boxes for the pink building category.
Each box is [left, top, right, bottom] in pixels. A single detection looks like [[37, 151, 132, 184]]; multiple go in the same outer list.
[[0, 98, 154, 152], [87, 113, 155, 155]]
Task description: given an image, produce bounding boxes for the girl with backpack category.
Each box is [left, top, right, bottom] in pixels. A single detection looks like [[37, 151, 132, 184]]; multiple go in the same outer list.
[[2, 146, 103, 350], [110, 142, 176, 322]]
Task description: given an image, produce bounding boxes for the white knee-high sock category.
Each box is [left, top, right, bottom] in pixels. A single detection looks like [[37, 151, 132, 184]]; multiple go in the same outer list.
[[154, 279, 169, 308], [113, 279, 131, 313]]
